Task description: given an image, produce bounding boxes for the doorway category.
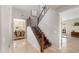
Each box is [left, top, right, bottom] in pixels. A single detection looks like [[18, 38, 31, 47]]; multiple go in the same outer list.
[[13, 18, 26, 40], [60, 7, 79, 52]]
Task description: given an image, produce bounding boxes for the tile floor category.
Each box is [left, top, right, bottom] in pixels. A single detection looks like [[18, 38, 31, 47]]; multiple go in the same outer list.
[[61, 37, 79, 53], [9, 36, 79, 53], [9, 39, 40, 53]]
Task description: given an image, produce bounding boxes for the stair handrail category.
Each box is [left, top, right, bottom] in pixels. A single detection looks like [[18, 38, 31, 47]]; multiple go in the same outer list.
[[37, 5, 48, 24]]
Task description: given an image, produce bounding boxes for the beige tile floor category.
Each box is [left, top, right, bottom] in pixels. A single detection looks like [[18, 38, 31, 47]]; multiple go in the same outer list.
[[9, 36, 79, 53], [61, 37, 79, 53], [9, 39, 40, 53]]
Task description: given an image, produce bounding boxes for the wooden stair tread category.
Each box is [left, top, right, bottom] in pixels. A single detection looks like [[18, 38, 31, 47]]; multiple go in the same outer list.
[[31, 26, 51, 52]]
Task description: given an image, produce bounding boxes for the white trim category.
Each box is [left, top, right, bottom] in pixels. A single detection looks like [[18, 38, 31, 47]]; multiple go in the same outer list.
[[59, 13, 62, 49]]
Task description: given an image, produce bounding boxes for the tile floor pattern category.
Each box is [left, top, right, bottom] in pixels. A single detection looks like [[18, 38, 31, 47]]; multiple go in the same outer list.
[[61, 37, 79, 53], [9, 39, 40, 53], [9, 36, 79, 53]]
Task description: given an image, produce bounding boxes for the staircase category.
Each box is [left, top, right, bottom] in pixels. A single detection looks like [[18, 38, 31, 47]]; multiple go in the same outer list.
[[27, 5, 51, 52], [31, 26, 51, 52], [32, 5, 51, 52]]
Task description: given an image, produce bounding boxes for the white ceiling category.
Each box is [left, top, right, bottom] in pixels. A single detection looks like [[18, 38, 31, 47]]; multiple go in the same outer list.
[[57, 5, 79, 12], [47, 5, 64, 9], [13, 5, 79, 12], [13, 5, 40, 12], [13, 5, 64, 12], [60, 6, 79, 21]]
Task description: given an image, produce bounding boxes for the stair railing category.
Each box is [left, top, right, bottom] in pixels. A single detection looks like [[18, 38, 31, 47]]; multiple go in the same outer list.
[[37, 5, 48, 25]]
